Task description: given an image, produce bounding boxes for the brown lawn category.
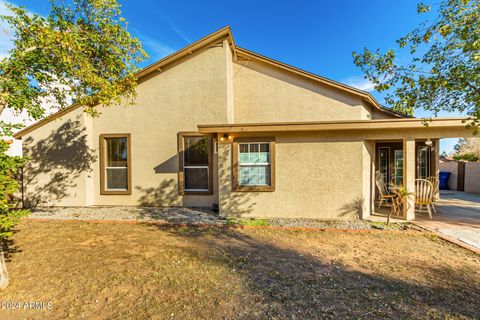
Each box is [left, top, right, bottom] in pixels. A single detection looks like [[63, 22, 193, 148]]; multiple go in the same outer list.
[[0, 220, 479, 319]]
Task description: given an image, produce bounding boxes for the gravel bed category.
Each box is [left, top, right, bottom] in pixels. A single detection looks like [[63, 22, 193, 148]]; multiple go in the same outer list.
[[267, 218, 374, 230], [30, 207, 227, 225], [28, 207, 405, 230]]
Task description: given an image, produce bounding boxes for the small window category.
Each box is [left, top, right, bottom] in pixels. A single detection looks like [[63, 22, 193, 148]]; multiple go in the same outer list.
[[233, 138, 275, 192], [178, 133, 212, 195], [100, 134, 131, 195]]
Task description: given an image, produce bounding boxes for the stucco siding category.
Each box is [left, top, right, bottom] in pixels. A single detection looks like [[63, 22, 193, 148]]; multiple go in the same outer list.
[[22, 44, 230, 208], [218, 133, 365, 219], [232, 61, 370, 123], [22, 108, 91, 207], [464, 163, 480, 194], [90, 45, 229, 206]]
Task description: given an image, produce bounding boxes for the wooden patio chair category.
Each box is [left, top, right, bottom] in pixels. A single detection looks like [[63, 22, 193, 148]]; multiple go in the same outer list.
[[426, 176, 439, 214], [415, 179, 434, 219], [375, 177, 395, 208]]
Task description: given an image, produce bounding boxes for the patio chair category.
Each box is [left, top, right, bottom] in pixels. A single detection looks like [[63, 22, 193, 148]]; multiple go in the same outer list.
[[375, 177, 395, 208], [426, 176, 439, 214], [415, 179, 434, 219]]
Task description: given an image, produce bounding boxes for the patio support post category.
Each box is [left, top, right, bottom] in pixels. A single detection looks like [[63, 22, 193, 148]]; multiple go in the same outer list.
[[433, 139, 440, 200], [403, 138, 416, 220]]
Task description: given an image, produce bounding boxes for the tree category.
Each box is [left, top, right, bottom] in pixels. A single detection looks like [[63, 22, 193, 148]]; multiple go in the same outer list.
[[0, 0, 147, 289], [0, 0, 148, 120], [353, 0, 480, 129], [453, 137, 480, 161]]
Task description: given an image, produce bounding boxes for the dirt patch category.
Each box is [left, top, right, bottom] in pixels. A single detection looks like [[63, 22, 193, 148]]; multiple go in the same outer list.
[[0, 220, 479, 319]]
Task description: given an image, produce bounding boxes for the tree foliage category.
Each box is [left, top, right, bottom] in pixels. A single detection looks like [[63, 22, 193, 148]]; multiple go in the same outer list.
[[0, 0, 148, 120], [353, 0, 480, 128], [0, 141, 28, 238], [0, 0, 147, 242], [453, 137, 480, 161]]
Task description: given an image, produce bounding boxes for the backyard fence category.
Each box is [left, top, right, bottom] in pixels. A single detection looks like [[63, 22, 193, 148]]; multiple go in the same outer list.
[[439, 161, 480, 193]]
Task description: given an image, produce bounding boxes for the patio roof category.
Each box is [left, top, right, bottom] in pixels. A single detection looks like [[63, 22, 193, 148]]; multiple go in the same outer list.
[[197, 117, 473, 134]]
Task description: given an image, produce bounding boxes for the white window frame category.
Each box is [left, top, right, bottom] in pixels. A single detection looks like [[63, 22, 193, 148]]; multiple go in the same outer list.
[[238, 142, 271, 187]]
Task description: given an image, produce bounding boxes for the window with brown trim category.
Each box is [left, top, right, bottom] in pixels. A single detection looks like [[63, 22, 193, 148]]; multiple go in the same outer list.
[[233, 138, 275, 192], [178, 133, 213, 195], [100, 134, 132, 195]]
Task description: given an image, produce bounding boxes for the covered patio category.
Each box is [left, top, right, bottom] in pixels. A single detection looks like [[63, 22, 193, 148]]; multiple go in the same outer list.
[[198, 117, 476, 220], [365, 118, 477, 221]]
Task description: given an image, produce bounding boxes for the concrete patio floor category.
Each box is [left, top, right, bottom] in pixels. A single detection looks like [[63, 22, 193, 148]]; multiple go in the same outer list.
[[415, 191, 480, 251]]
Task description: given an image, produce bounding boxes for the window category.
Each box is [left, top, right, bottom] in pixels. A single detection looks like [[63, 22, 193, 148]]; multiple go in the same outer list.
[[100, 134, 131, 195], [233, 138, 275, 192], [418, 146, 431, 178], [378, 147, 390, 186], [178, 133, 212, 195], [394, 150, 403, 186]]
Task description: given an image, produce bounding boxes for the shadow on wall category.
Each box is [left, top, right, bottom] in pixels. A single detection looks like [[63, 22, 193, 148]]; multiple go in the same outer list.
[[148, 225, 480, 319], [135, 179, 178, 207], [339, 197, 365, 220], [217, 143, 258, 217], [22, 118, 96, 208]]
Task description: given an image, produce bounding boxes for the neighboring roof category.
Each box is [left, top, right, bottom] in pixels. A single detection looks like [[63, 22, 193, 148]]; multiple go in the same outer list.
[[14, 26, 406, 139], [439, 156, 454, 163], [197, 117, 470, 133]]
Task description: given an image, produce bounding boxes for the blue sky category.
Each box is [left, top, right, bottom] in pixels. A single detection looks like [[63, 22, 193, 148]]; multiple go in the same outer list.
[[1, 0, 462, 152]]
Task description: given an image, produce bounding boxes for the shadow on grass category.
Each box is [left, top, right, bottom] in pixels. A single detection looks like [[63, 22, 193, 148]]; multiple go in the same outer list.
[[147, 225, 479, 319], [1, 231, 22, 262]]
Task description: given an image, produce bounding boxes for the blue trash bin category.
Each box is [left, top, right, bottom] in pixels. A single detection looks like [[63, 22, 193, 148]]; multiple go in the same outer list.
[[439, 171, 450, 190]]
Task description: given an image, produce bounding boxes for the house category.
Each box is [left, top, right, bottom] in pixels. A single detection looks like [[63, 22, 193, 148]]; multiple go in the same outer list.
[[13, 27, 475, 220]]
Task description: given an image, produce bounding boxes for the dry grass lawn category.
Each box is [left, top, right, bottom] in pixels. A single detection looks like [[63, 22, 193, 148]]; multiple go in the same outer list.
[[0, 220, 479, 319]]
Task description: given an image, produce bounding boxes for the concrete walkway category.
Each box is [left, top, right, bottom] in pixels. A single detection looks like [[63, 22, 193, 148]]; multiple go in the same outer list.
[[415, 191, 480, 251]]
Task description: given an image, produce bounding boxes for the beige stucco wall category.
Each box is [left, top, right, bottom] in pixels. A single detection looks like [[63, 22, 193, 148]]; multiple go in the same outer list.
[[218, 132, 367, 219], [22, 43, 231, 207], [22, 108, 91, 207], [89, 44, 230, 207], [464, 162, 480, 194], [439, 162, 458, 191], [232, 60, 377, 123]]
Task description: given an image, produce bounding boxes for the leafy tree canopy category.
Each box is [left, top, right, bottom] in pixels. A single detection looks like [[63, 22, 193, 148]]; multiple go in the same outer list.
[[453, 137, 480, 161], [0, 0, 148, 125], [353, 0, 480, 128]]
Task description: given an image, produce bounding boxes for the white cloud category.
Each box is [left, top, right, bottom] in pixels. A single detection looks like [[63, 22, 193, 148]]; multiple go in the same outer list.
[[343, 76, 375, 92]]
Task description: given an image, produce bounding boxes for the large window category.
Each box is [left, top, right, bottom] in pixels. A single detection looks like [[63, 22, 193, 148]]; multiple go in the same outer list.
[[100, 134, 131, 195], [233, 138, 275, 192], [178, 133, 212, 195]]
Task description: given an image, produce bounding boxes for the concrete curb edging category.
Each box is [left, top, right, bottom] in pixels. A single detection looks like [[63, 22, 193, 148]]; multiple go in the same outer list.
[[412, 222, 480, 255], [22, 217, 415, 235]]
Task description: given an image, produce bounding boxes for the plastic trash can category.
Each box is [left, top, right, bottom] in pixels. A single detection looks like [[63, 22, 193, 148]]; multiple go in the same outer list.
[[439, 171, 451, 190]]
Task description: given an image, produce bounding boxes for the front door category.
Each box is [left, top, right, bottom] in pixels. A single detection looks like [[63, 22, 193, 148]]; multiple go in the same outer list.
[[376, 142, 404, 188]]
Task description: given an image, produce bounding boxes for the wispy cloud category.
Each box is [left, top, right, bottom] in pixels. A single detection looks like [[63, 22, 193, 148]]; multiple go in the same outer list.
[[136, 31, 176, 59], [342, 76, 376, 92], [144, 0, 191, 44], [159, 16, 191, 44]]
